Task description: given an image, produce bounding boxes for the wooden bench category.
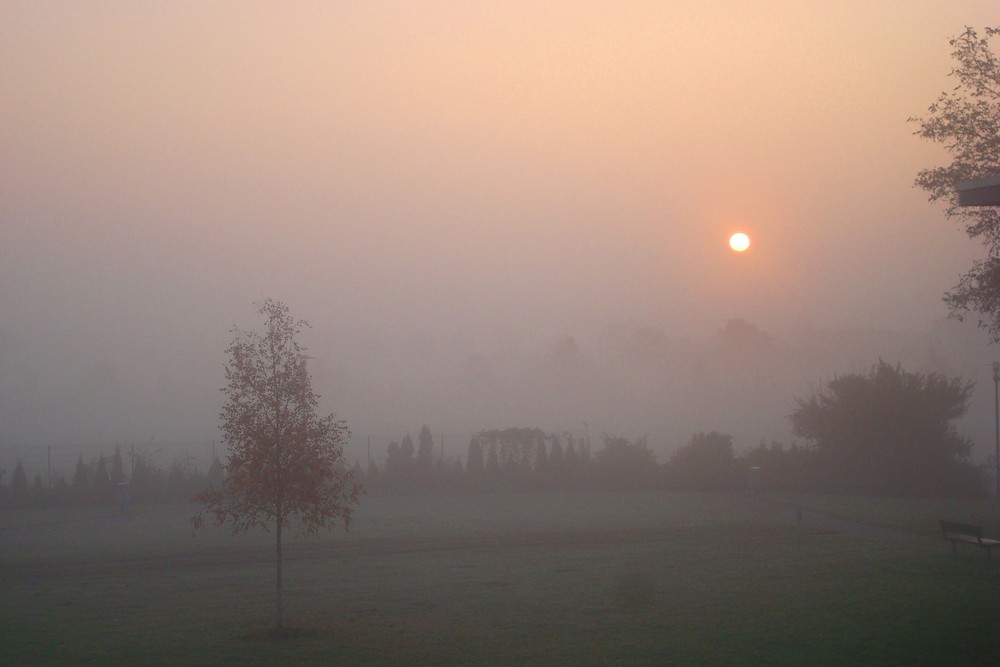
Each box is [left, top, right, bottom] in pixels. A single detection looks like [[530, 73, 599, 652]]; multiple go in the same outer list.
[[940, 520, 1000, 561]]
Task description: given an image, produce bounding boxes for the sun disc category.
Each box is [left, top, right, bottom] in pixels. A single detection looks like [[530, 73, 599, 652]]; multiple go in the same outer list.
[[729, 232, 750, 252]]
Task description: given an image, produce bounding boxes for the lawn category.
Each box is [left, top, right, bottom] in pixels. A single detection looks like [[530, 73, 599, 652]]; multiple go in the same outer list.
[[3, 491, 999, 665]]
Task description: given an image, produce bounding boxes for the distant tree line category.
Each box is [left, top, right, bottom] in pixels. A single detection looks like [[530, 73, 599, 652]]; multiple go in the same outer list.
[[663, 363, 987, 498], [0, 445, 224, 510], [356, 363, 988, 498], [1, 361, 989, 507]]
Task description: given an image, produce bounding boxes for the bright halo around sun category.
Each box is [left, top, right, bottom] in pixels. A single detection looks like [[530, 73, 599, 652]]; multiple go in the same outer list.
[[729, 232, 750, 252]]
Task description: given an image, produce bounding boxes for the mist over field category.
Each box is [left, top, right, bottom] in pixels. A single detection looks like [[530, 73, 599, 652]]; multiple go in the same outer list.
[[3, 1, 1000, 470]]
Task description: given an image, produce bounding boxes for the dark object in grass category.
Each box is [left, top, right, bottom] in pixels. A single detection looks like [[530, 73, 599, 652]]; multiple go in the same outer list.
[[940, 520, 1000, 561]]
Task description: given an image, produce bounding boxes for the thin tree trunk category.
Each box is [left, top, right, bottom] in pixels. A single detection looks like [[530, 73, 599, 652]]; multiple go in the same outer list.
[[276, 515, 283, 630]]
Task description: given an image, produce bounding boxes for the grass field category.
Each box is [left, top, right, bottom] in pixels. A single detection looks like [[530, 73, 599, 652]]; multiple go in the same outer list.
[[3, 491, 1000, 665]]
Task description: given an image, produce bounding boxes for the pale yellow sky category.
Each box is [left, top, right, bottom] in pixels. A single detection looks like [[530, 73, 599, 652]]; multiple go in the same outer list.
[[1, 1, 999, 447]]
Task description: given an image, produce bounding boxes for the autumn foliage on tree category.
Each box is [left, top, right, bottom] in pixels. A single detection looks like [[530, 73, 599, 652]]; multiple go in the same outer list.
[[911, 27, 1000, 339], [194, 299, 360, 630]]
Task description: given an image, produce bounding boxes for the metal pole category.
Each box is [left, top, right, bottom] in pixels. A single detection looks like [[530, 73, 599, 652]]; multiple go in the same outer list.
[[993, 362, 999, 499]]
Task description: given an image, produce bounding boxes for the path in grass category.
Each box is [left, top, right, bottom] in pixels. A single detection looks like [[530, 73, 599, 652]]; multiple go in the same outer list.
[[760, 497, 936, 545]]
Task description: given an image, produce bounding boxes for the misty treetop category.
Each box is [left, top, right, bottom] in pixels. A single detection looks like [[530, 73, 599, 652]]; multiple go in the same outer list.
[[195, 299, 360, 537]]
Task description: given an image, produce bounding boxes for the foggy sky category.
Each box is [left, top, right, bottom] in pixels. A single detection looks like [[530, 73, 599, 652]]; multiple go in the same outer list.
[[3, 2, 1000, 464]]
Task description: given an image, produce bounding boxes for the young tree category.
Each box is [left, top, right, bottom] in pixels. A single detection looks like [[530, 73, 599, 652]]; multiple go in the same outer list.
[[194, 299, 361, 631], [911, 27, 1000, 339], [790, 360, 980, 496]]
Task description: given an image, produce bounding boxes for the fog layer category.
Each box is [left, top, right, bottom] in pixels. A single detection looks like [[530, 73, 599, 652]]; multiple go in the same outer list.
[[2, 2, 999, 461]]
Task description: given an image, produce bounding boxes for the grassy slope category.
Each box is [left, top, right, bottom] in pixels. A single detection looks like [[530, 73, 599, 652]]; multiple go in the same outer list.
[[3, 491, 1000, 666]]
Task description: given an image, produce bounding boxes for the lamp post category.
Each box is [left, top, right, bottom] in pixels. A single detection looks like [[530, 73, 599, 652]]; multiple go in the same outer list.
[[956, 180, 1000, 498], [993, 362, 1000, 499]]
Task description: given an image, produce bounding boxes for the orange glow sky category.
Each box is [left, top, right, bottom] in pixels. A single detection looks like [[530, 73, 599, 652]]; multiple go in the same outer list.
[[2, 1, 999, 449]]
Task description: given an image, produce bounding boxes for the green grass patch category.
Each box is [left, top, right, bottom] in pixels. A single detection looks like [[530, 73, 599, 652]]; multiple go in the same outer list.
[[4, 491, 1000, 665]]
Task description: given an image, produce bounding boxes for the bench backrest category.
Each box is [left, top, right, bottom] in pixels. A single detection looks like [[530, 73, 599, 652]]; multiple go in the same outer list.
[[940, 520, 983, 540]]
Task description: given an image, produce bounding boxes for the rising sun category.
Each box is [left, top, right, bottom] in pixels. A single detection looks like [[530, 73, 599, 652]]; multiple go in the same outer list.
[[729, 232, 750, 252]]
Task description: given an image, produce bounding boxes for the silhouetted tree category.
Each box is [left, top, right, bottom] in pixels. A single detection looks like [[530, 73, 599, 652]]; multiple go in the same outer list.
[[578, 434, 592, 464], [417, 425, 434, 472], [399, 434, 415, 473], [719, 319, 771, 354], [349, 459, 366, 486], [533, 436, 549, 477], [466, 437, 484, 477], [50, 473, 70, 505], [130, 451, 162, 503], [93, 455, 112, 502], [666, 432, 738, 491], [542, 435, 566, 487], [206, 456, 224, 490], [739, 441, 817, 493], [564, 437, 579, 474], [595, 435, 659, 488], [71, 455, 89, 499], [31, 473, 44, 504], [475, 428, 548, 486], [790, 360, 982, 496], [549, 436, 565, 470], [10, 461, 28, 505], [485, 444, 500, 478], [167, 456, 199, 502], [385, 440, 402, 477], [911, 27, 1000, 339], [194, 299, 361, 631], [111, 445, 126, 486]]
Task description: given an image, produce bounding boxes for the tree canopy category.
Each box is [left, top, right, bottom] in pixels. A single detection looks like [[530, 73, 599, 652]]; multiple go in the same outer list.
[[911, 26, 1000, 339], [790, 360, 979, 496], [194, 299, 360, 630], [594, 434, 658, 487], [665, 432, 738, 491]]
